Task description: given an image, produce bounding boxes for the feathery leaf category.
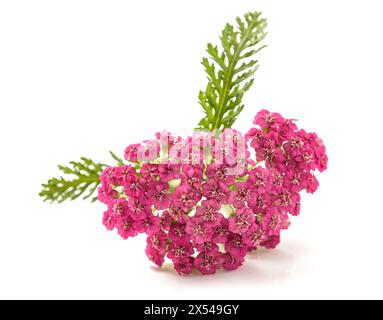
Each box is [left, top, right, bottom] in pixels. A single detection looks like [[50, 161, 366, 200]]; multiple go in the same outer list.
[[197, 12, 267, 131]]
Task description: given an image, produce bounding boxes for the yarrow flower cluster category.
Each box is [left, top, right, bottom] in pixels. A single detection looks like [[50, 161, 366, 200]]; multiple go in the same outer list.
[[98, 109, 328, 275], [38, 12, 328, 277]]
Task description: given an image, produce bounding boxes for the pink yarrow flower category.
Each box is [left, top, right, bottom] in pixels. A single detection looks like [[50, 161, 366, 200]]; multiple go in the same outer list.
[[195, 199, 223, 226], [194, 250, 224, 275], [145, 231, 167, 267], [173, 184, 202, 212], [228, 207, 255, 234], [186, 217, 214, 244], [167, 239, 194, 261], [97, 109, 327, 275], [225, 233, 248, 259], [174, 257, 194, 275]]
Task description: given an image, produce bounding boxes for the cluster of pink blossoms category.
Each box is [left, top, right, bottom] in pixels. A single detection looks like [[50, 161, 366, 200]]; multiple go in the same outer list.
[[98, 109, 327, 275]]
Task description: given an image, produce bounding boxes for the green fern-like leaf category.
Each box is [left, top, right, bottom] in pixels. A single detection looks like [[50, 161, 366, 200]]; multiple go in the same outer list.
[[198, 12, 267, 131], [39, 151, 126, 203], [39, 157, 107, 203]]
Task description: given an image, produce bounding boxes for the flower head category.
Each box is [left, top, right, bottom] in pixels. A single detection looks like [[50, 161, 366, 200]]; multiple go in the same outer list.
[[223, 253, 245, 271], [253, 109, 284, 129], [225, 233, 248, 259], [116, 216, 138, 240], [167, 240, 194, 261], [194, 250, 224, 275], [195, 199, 223, 226], [185, 217, 214, 244], [145, 231, 167, 267], [174, 257, 194, 275], [228, 207, 255, 234], [202, 179, 230, 203], [173, 184, 202, 212], [98, 108, 327, 275]]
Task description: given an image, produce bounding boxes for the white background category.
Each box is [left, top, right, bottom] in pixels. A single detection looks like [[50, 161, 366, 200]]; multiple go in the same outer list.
[[1, 0, 382, 299]]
